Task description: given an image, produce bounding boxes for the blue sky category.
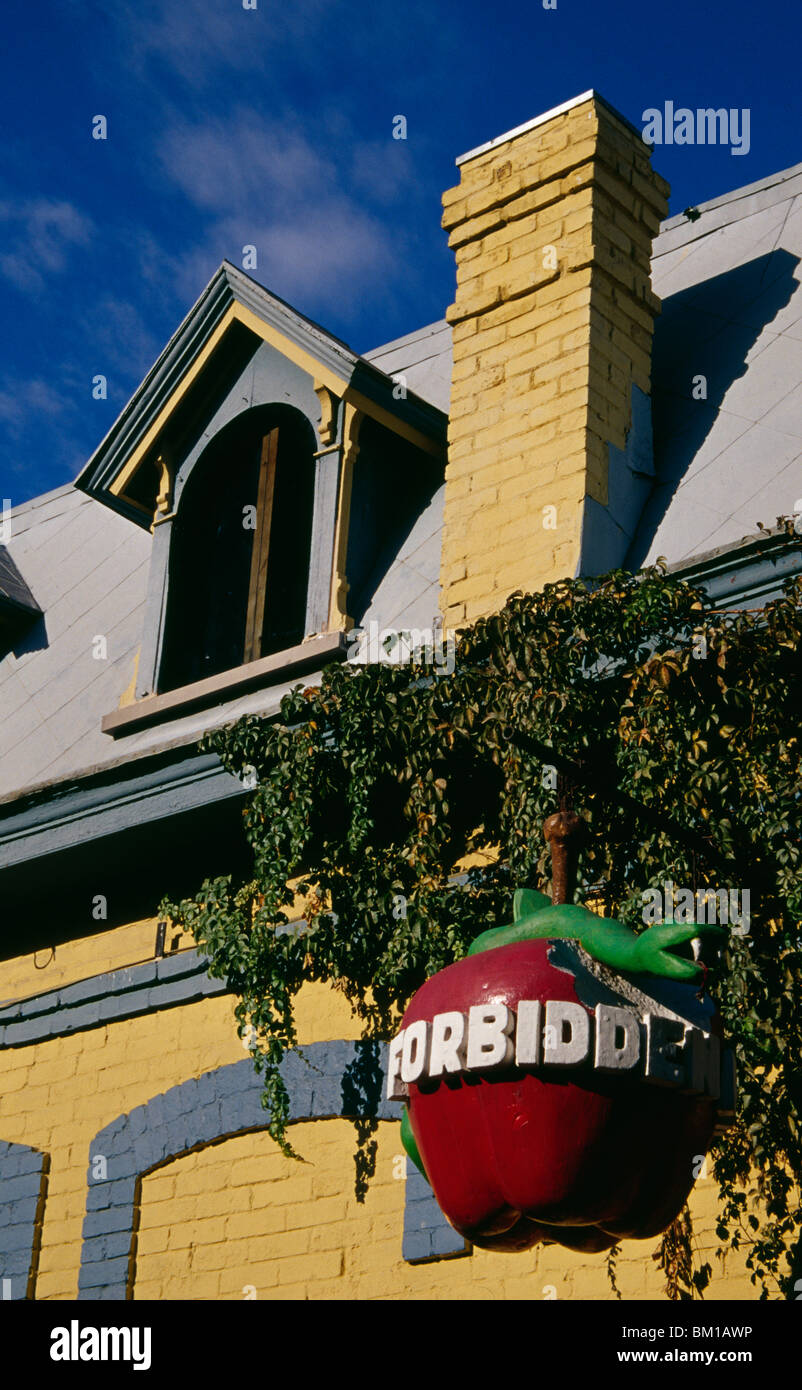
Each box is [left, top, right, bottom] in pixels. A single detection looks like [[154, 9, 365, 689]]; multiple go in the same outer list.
[[2, 0, 800, 504]]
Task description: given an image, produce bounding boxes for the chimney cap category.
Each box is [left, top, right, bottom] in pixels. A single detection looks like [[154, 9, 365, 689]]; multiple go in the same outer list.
[[455, 89, 645, 167]]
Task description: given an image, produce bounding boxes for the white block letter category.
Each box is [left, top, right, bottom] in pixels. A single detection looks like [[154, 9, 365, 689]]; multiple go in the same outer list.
[[400, 1020, 429, 1084], [594, 1004, 640, 1072], [428, 1011, 467, 1076], [543, 1001, 590, 1065], [515, 1000, 542, 1066], [386, 1030, 406, 1100], [645, 1014, 685, 1086], [466, 1004, 514, 1071]]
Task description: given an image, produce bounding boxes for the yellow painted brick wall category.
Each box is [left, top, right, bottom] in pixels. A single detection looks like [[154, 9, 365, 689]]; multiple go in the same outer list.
[[440, 96, 670, 629], [0, 968, 359, 1300], [0, 917, 193, 1007], [1, 916, 765, 1301], [133, 1119, 758, 1301]]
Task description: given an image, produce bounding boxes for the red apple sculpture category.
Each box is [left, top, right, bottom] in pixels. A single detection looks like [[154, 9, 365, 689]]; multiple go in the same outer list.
[[387, 820, 734, 1254]]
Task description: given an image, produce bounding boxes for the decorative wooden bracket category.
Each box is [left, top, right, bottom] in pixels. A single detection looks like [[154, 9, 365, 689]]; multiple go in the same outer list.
[[314, 383, 341, 451], [328, 404, 362, 631], [152, 454, 174, 530]]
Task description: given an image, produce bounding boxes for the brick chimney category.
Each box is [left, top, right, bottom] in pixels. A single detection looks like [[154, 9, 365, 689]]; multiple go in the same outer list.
[[440, 91, 670, 628]]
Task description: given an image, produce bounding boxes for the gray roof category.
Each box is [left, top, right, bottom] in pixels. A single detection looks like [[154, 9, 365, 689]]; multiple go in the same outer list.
[[0, 487, 149, 800], [2, 162, 801, 806], [363, 320, 453, 415], [0, 484, 443, 804], [633, 162, 802, 564]]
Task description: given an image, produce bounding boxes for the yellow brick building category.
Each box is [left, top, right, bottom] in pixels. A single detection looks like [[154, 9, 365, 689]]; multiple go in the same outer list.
[[2, 91, 801, 1301]]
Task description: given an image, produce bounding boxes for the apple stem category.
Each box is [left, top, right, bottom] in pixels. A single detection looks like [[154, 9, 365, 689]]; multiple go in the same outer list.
[[543, 809, 584, 905]]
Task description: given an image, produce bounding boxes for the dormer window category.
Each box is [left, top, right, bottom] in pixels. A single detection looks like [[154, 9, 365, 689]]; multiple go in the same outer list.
[[0, 547, 41, 658], [79, 264, 448, 736], [159, 405, 316, 692]]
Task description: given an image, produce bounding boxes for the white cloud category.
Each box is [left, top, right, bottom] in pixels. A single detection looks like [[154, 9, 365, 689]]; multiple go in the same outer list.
[[78, 294, 164, 383], [220, 203, 396, 307], [0, 377, 67, 435], [0, 198, 93, 294], [151, 109, 423, 318], [159, 113, 330, 213], [103, 0, 331, 91]]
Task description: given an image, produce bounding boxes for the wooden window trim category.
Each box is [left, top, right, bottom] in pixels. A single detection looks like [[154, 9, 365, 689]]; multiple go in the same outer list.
[[243, 428, 279, 664], [101, 632, 347, 737]]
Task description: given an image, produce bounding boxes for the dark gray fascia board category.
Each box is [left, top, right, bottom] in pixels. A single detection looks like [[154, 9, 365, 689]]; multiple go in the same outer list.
[[348, 357, 448, 452], [0, 747, 245, 872], [76, 263, 446, 526], [76, 263, 354, 504], [219, 262, 360, 377], [75, 265, 237, 519]]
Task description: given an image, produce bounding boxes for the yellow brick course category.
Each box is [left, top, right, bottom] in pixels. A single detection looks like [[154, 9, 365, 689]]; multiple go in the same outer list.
[[0, 917, 194, 1005]]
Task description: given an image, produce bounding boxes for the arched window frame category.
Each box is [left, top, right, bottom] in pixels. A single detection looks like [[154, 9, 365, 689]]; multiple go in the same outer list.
[[156, 405, 320, 693], [135, 383, 346, 702]]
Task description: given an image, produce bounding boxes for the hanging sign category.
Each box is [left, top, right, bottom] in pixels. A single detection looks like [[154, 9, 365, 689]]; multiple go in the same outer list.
[[389, 889, 736, 1254]]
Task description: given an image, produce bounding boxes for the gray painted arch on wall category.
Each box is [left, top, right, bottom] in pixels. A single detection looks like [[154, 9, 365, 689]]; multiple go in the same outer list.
[[0, 1140, 48, 1300], [79, 1041, 467, 1299]]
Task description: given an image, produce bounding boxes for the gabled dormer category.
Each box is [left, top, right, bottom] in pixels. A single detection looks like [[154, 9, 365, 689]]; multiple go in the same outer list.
[[76, 263, 447, 736], [0, 547, 41, 656]]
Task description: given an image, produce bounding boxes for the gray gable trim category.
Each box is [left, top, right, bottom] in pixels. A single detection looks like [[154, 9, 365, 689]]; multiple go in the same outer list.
[[230, 270, 447, 445], [0, 749, 243, 872], [222, 263, 359, 376], [0, 1141, 48, 1300], [76, 264, 354, 517], [78, 1045, 465, 1298], [76, 263, 446, 528]]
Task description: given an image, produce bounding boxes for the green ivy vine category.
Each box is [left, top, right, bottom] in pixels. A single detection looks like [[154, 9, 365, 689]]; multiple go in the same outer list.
[[161, 556, 802, 1298]]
